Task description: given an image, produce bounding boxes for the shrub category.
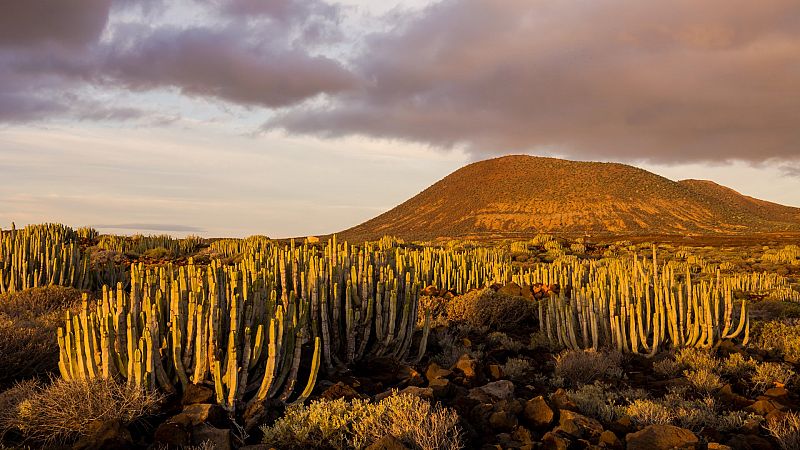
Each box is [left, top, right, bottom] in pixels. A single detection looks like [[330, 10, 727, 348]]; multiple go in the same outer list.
[[487, 332, 524, 352], [554, 350, 623, 386], [0, 286, 83, 387], [0, 377, 162, 446], [445, 289, 535, 331], [751, 362, 795, 392], [720, 353, 758, 379], [754, 321, 800, 362], [674, 348, 719, 373], [684, 369, 723, 393], [501, 358, 533, 381], [566, 382, 627, 423], [652, 357, 682, 378], [261, 393, 463, 450], [767, 411, 800, 450]]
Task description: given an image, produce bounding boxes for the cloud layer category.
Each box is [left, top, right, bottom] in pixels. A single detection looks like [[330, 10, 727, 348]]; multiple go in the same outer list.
[[2, 0, 799, 165]]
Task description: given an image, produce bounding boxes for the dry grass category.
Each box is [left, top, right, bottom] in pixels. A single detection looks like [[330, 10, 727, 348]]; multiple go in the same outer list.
[[261, 392, 463, 450], [554, 350, 623, 385], [767, 411, 800, 450], [0, 286, 83, 387], [0, 377, 162, 446], [754, 321, 800, 362]]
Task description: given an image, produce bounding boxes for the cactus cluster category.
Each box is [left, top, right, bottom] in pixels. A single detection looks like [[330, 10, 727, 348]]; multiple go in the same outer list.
[[58, 237, 431, 411], [0, 223, 91, 293], [538, 247, 749, 354]]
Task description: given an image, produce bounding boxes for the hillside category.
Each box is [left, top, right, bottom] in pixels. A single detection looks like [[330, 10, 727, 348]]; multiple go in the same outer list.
[[341, 155, 800, 241]]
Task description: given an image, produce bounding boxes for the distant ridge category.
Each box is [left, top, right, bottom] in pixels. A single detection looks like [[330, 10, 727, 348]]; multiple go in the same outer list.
[[340, 155, 800, 241]]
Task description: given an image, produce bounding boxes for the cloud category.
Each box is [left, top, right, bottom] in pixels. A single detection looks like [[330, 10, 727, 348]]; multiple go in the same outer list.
[[102, 26, 357, 108], [93, 223, 206, 233], [267, 0, 800, 164], [0, 0, 112, 48]]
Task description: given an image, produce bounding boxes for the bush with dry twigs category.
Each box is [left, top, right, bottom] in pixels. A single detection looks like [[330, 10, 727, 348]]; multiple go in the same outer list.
[[261, 392, 463, 450], [554, 349, 623, 386], [0, 377, 162, 446], [445, 288, 535, 331]]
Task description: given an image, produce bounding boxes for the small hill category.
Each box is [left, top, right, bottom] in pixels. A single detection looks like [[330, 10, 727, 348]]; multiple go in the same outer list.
[[340, 155, 800, 241]]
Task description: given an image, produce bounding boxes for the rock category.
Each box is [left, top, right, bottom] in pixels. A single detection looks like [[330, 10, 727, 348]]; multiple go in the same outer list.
[[556, 410, 603, 440], [239, 446, 273, 450], [182, 383, 215, 405], [398, 365, 425, 387], [426, 362, 453, 380], [319, 381, 364, 401], [550, 388, 577, 411], [453, 353, 479, 378], [764, 387, 789, 401], [72, 419, 134, 450], [192, 423, 232, 450], [608, 415, 633, 435], [718, 384, 752, 408], [398, 386, 434, 401], [488, 364, 504, 380], [746, 399, 784, 416], [599, 430, 621, 448], [489, 410, 518, 431], [154, 421, 190, 447], [726, 434, 774, 450], [469, 380, 515, 403], [625, 425, 699, 450], [421, 285, 440, 297], [367, 435, 410, 450], [174, 403, 227, 428], [707, 444, 733, 450], [523, 396, 554, 428], [429, 378, 454, 398], [542, 431, 571, 450]]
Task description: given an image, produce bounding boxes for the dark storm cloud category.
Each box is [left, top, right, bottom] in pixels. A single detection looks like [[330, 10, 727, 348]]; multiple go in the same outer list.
[[0, 0, 354, 123], [268, 0, 800, 164], [0, 0, 113, 48]]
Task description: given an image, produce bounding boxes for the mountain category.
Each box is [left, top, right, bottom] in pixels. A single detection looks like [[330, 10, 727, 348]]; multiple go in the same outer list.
[[340, 155, 800, 241]]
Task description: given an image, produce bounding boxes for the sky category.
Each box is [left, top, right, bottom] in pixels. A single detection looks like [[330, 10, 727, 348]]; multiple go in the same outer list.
[[1, 0, 799, 238]]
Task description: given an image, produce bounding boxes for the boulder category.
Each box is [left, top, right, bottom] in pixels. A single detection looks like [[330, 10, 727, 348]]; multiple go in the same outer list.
[[173, 403, 227, 428], [746, 399, 784, 416], [599, 430, 621, 448], [398, 386, 434, 401], [469, 380, 515, 403], [556, 410, 603, 440], [426, 362, 452, 380], [319, 381, 364, 401], [397, 365, 425, 387], [453, 353, 480, 379], [153, 421, 190, 447], [542, 431, 571, 450], [429, 378, 454, 398], [725, 434, 774, 450], [489, 410, 518, 431], [488, 364, 504, 380], [73, 419, 134, 450], [182, 383, 215, 406], [550, 388, 577, 411], [192, 423, 232, 450], [523, 396, 554, 428], [625, 424, 698, 450]]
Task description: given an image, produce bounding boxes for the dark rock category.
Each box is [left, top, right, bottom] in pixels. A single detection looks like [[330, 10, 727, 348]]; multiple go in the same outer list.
[[426, 362, 453, 380], [556, 410, 603, 440], [154, 421, 190, 447], [726, 434, 775, 450], [599, 430, 621, 448], [366, 435, 410, 450], [182, 383, 215, 406], [489, 410, 518, 431], [319, 381, 364, 401], [453, 353, 479, 379], [625, 424, 698, 450], [192, 423, 231, 450], [764, 387, 789, 401], [746, 399, 784, 416], [488, 364, 504, 380], [397, 365, 425, 387], [523, 396, 554, 428], [707, 444, 733, 450], [397, 386, 434, 401], [469, 380, 515, 403], [542, 431, 571, 450], [174, 403, 227, 428], [550, 388, 577, 411], [608, 415, 633, 435], [718, 384, 752, 408], [429, 378, 454, 398], [72, 420, 134, 450]]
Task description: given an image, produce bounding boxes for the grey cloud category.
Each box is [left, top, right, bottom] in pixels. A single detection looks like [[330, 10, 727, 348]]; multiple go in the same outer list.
[[0, 0, 112, 48], [93, 223, 206, 233], [103, 26, 357, 108], [268, 0, 800, 164]]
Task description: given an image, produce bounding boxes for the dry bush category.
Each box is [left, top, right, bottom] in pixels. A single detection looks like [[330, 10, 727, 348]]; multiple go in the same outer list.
[[445, 289, 535, 331], [430, 328, 484, 368], [261, 392, 463, 450], [566, 382, 630, 423], [487, 332, 524, 352], [751, 362, 795, 392], [652, 357, 682, 378], [674, 348, 719, 373], [554, 350, 623, 385], [0, 286, 83, 387], [754, 321, 800, 362], [501, 358, 533, 381], [0, 377, 162, 446], [720, 353, 759, 378], [767, 411, 800, 450], [749, 301, 800, 321], [684, 369, 723, 393]]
